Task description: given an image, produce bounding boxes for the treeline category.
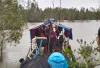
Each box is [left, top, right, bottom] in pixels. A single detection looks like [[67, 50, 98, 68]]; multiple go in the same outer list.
[[22, 3, 100, 22]]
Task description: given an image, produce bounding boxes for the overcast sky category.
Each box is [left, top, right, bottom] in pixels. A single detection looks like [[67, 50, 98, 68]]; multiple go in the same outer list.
[[21, 0, 100, 10]]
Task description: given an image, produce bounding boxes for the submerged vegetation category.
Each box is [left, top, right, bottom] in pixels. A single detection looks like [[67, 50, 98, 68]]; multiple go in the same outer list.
[[63, 39, 100, 68], [62, 39, 100, 68], [0, 0, 26, 60]]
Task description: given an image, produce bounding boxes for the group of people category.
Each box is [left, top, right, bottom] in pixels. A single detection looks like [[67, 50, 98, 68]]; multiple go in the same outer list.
[[33, 21, 64, 53], [20, 27, 100, 68], [46, 24, 67, 53], [30, 21, 73, 53], [45, 24, 62, 53]]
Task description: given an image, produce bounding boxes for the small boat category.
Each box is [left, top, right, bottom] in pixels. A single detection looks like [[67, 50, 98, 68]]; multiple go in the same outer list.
[[19, 20, 73, 68], [25, 20, 73, 60]]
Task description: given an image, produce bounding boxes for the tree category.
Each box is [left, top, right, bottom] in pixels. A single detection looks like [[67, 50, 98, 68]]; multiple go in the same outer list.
[[95, 10, 100, 20], [43, 8, 53, 20], [27, 3, 43, 22], [0, 0, 26, 60]]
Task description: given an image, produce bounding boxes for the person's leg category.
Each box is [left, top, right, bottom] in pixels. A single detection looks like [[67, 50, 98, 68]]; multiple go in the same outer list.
[[52, 43, 56, 53], [49, 43, 52, 53]]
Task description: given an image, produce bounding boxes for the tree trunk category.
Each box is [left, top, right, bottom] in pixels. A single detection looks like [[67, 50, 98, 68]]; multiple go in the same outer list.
[[0, 34, 4, 61], [0, 45, 2, 61]]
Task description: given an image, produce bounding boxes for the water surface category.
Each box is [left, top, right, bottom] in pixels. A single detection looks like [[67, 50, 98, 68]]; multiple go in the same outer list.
[[0, 20, 100, 68]]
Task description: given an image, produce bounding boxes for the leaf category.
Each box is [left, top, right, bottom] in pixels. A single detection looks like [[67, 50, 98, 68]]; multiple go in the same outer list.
[[77, 39, 80, 44], [84, 41, 86, 45]]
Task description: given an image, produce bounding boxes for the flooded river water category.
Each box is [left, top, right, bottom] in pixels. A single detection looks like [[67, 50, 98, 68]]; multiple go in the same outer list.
[[0, 20, 100, 68]]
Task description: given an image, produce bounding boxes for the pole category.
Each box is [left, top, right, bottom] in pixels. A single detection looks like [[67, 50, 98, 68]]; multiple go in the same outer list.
[[59, 0, 61, 24], [53, 1, 54, 9], [52, 0, 54, 18], [1, 1, 5, 60], [27, 0, 30, 22], [48, 22, 52, 53]]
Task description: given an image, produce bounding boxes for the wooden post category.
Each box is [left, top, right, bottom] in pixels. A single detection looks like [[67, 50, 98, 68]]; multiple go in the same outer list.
[[0, 45, 2, 61], [48, 22, 52, 53], [59, 0, 61, 24], [0, 20, 5, 61], [0, 42, 3, 61], [0, 34, 4, 61]]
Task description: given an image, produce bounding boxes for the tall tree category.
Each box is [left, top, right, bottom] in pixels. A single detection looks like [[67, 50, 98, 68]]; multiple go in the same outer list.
[[0, 0, 26, 60]]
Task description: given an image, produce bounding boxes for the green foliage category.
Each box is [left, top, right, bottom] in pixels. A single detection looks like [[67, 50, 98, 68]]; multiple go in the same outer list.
[[0, 0, 26, 60], [27, 7, 100, 22], [15, 1, 100, 22], [63, 48, 87, 68], [63, 48, 76, 62], [67, 61, 88, 68], [27, 3, 42, 22], [95, 10, 100, 20], [79, 62, 87, 68], [0, 0, 26, 45], [67, 62, 79, 68], [63, 39, 100, 68], [77, 39, 100, 68]]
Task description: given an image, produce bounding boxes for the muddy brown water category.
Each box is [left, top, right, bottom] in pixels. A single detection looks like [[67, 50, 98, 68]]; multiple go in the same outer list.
[[0, 20, 100, 68]]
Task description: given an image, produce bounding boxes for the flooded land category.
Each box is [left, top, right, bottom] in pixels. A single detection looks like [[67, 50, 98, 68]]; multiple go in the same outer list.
[[0, 20, 100, 68]]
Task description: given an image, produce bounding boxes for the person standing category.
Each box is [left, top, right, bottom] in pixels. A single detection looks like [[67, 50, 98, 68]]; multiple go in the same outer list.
[[50, 28, 57, 53]]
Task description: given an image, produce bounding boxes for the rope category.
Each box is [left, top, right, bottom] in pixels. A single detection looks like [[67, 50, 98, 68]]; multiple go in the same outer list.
[[33, 39, 43, 58]]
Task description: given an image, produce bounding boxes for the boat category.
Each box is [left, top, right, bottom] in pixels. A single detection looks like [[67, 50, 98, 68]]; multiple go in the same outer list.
[[25, 19, 73, 60], [19, 19, 73, 68]]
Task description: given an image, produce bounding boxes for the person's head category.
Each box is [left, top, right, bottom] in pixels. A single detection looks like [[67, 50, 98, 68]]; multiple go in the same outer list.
[[19, 58, 25, 63], [98, 28, 100, 37], [48, 52, 68, 68], [20, 57, 51, 68]]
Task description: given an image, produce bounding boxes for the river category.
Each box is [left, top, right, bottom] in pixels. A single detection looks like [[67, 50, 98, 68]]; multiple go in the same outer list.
[[0, 20, 100, 68]]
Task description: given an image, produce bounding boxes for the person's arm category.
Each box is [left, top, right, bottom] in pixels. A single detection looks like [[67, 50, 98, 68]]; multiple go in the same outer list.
[[97, 36, 100, 49], [66, 38, 69, 48]]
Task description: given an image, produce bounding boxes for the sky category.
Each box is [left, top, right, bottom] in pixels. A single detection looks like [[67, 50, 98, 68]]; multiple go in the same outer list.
[[20, 0, 100, 10]]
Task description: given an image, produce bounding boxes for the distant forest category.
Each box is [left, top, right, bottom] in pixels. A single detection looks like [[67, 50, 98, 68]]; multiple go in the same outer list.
[[21, 3, 100, 22]]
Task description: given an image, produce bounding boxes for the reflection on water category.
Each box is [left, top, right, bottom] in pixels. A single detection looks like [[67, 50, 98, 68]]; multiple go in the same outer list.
[[0, 20, 100, 68]]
